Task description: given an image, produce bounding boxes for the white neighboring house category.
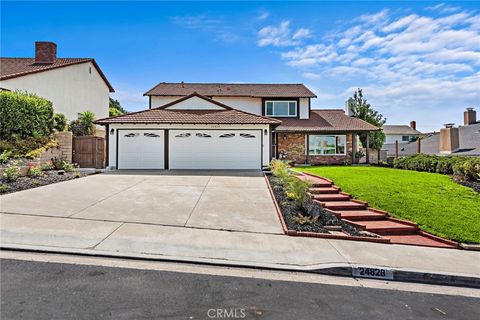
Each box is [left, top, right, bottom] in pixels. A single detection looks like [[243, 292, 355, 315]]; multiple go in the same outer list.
[[0, 41, 114, 121], [382, 121, 424, 157]]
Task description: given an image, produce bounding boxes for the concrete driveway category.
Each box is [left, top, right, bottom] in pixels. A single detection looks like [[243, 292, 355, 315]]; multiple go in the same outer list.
[[0, 170, 283, 234]]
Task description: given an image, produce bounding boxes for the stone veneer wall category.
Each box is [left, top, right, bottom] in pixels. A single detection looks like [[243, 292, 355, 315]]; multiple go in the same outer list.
[[38, 131, 73, 163], [277, 133, 353, 165]]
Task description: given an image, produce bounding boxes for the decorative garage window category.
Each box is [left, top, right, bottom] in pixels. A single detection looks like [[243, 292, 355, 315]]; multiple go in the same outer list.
[[240, 133, 256, 138], [175, 133, 191, 138], [124, 133, 137, 138], [196, 133, 212, 138], [219, 133, 235, 138], [308, 135, 346, 155], [144, 133, 160, 138]]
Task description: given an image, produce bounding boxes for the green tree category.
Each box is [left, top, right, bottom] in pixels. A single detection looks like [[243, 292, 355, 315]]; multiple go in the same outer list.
[[348, 89, 386, 150], [109, 98, 127, 116], [69, 111, 96, 136]]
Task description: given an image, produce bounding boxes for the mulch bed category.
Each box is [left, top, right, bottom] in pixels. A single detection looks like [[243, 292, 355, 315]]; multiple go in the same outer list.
[[0, 170, 88, 195], [459, 179, 480, 193], [267, 175, 379, 238]]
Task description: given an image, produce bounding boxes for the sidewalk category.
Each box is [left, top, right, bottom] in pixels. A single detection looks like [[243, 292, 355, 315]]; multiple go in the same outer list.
[[1, 212, 479, 287]]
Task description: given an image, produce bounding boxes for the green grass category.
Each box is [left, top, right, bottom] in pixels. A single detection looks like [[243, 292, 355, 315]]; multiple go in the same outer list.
[[301, 166, 480, 244]]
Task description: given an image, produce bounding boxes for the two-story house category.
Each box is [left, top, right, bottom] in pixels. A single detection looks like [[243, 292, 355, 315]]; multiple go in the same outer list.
[[0, 41, 114, 121], [95, 82, 378, 170]]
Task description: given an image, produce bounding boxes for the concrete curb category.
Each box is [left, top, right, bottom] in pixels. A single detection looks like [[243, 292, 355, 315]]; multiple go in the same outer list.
[[2, 244, 479, 289]]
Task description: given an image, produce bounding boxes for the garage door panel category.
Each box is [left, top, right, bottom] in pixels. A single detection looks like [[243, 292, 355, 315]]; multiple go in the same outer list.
[[169, 130, 261, 169], [118, 130, 164, 169]]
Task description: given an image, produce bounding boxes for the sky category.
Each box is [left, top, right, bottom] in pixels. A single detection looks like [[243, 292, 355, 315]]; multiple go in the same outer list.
[[1, 1, 479, 132]]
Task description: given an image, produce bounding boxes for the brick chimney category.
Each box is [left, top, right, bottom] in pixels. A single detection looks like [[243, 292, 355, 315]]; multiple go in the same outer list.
[[464, 107, 476, 126], [439, 124, 460, 154], [410, 121, 416, 130], [34, 42, 57, 64]]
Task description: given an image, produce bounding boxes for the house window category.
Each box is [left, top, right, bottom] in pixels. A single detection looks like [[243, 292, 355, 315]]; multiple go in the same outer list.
[[308, 135, 346, 155], [402, 135, 410, 142], [265, 101, 297, 117]]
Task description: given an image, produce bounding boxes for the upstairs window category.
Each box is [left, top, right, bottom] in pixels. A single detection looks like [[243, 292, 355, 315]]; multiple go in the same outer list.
[[265, 101, 297, 117]]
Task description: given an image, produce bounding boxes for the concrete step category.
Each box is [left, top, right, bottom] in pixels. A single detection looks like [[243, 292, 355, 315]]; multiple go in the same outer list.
[[353, 220, 418, 234], [332, 210, 387, 221], [309, 186, 340, 194], [317, 200, 367, 211], [312, 193, 351, 202], [387, 234, 457, 248]]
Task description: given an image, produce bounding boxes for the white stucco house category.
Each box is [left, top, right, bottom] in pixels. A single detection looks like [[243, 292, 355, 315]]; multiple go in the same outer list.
[[0, 41, 114, 121], [95, 82, 377, 170]]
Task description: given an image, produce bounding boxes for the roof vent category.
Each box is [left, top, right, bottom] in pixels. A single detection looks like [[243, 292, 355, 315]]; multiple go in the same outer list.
[[181, 81, 185, 88], [443, 123, 455, 128]]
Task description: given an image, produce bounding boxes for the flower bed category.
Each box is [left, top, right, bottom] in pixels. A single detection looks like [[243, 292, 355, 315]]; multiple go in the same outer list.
[[0, 170, 87, 194], [266, 160, 386, 242]]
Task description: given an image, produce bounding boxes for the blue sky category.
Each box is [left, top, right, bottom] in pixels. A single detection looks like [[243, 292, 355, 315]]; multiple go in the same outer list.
[[2, 1, 479, 131]]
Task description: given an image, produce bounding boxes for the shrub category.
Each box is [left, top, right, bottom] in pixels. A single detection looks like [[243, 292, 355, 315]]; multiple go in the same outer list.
[[394, 154, 480, 180], [51, 157, 76, 172], [53, 113, 68, 132], [0, 136, 51, 157], [0, 184, 9, 193], [0, 90, 54, 140], [295, 213, 318, 225], [0, 150, 12, 164], [62, 162, 75, 173], [3, 166, 21, 182], [285, 177, 310, 206], [69, 111, 96, 136], [270, 159, 290, 185], [25, 139, 59, 159], [27, 165, 43, 177], [41, 162, 54, 171]]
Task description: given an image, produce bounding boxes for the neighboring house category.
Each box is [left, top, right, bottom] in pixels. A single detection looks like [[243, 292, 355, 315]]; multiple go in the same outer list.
[[382, 122, 423, 157], [0, 41, 114, 121], [399, 108, 480, 157], [95, 82, 378, 170]]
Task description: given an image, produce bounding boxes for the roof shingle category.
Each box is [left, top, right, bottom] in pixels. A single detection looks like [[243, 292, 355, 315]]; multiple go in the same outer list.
[[275, 110, 379, 132], [144, 82, 316, 98], [0, 58, 114, 92], [94, 93, 281, 125]]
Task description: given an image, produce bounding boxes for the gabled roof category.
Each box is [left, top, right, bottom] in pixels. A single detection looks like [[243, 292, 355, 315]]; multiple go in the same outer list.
[[382, 125, 422, 135], [275, 109, 379, 132], [144, 82, 317, 98], [95, 93, 281, 125], [0, 58, 115, 92]]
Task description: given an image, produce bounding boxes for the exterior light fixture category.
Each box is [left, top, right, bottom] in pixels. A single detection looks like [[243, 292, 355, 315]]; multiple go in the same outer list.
[[110, 128, 115, 135], [264, 129, 268, 135]]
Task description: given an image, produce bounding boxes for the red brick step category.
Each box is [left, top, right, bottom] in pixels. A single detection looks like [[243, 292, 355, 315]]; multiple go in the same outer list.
[[309, 186, 340, 194], [331, 209, 387, 221], [349, 219, 418, 234], [317, 200, 367, 211], [311, 193, 351, 201], [388, 234, 457, 248]]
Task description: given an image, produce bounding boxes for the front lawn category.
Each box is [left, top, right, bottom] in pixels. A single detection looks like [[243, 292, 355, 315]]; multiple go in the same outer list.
[[301, 166, 480, 244]]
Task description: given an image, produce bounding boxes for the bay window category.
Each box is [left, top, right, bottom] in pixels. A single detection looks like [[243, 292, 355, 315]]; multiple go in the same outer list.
[[265, 101, 297, 117], [308, 135, 346, 155]]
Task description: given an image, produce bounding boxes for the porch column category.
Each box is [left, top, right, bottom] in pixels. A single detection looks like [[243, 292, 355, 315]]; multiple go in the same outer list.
[[365, 132, 370, 164], [351, 132, 357, 164]]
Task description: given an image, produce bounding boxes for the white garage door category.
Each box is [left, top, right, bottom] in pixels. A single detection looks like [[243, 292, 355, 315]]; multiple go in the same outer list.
[[118, 130, 164, 169], [169, 130, 262, 169]]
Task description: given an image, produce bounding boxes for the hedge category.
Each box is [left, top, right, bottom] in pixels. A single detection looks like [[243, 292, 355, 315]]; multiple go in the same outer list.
[[393, 154, 480, 180], [0, 90, 54, 140]]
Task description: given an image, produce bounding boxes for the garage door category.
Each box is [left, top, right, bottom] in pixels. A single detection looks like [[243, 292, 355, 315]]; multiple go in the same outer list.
[[169, 130, 262, 169], [118, 130, 164, 169]]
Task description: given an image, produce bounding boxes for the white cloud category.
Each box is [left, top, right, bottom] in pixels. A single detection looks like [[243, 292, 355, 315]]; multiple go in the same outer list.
[[257, 7, 480, 131], [257, 20, 311, 47], [170, 14, 240, 43], [257, 11, 269, 20]]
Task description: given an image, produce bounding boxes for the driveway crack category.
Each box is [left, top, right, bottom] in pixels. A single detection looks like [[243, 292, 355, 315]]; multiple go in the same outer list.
[[184, 176, 212, 227], [87, 222, 125, 250]]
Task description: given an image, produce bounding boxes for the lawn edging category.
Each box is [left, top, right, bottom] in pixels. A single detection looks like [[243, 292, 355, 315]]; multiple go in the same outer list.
[[263, 173, 391, 244]]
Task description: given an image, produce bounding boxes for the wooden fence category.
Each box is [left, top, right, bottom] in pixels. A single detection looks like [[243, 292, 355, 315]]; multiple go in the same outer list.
[[72, 136, 105, 169]]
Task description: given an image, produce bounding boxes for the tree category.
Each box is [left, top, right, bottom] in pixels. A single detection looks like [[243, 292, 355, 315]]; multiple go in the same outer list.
[[348, 88, 386, 150], [109, 98, 127, 116], [69, 111, 96, 136]]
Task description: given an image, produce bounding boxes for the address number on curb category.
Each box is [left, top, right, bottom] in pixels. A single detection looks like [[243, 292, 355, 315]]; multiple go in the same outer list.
[[352, 266, 394, 280]]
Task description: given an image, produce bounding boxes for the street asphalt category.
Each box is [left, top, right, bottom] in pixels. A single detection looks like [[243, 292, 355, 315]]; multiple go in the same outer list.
[[1, 258, 479, 320]]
